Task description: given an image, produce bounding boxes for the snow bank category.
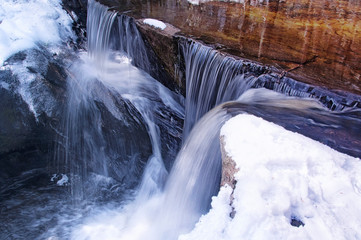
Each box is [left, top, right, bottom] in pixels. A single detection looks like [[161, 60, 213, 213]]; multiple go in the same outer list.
[[0, 0, 74, 65], [180, 114, 361, 240], [143, 19, 166, 30]]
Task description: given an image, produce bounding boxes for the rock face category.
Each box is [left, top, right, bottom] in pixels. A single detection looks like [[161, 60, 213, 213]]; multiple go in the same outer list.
[[0, 49, 69, 183], [100, 0, 361, 96], [62, 0, 88, 46], [136, 19, 186, 95], [220, 136, 238, 190], [0, 46, 155, 191]]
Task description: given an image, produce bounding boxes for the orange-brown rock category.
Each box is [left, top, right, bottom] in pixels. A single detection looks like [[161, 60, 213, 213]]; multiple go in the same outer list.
[[100, 0, 361, 95]]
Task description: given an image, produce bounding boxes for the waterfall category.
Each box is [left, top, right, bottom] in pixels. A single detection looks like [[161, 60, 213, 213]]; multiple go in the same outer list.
[[156, 106, 232, 239], [3, 0, 361, 239], [66, 2, 361, 237], [52, 0, 183, 202], [115, 15, 152, 73], [57, 0, 361, 237], [87, 0, 117, 66], [180, 39, 267, 139]]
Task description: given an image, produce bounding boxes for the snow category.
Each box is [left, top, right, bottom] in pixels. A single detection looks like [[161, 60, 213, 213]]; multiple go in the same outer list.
[[0, 0, 75, 117], [180, 114, 361, 240], [143, 19, 166, 30], [0, 0, 74, 65]]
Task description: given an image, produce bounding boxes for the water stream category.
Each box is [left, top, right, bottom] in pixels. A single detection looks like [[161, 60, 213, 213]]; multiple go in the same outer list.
[[1, 0, 361, 239]]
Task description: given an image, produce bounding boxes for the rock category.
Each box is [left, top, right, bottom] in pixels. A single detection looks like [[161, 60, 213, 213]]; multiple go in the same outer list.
[[220, 135, 238, 218], [290, 217, 305, 228], [136, 19, 186, 95], [62, 0, 87, 47], [220, 135, 238, 189], [101, 0, 361, 96], [134, 19, 185, 95], [0, 75, 56, 182], [93, 96, 153, 187]]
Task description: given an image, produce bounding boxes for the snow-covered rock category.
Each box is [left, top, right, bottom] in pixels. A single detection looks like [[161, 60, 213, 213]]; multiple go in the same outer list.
[[181, 113, 361, 240], [143, 18, 166, 30]]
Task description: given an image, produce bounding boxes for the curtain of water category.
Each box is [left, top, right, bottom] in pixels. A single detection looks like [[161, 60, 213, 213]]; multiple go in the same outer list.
[[116, 15, 152, 73], [87, 0, 117, 67], [53, 0, 171, 201], [180, 40, 267, 139]]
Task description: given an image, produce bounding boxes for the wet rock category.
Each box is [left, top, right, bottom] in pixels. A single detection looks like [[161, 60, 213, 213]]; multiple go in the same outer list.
[[0, 48, 69, 183], [94, 97, 153, 187], [62, 0, 87, 47], [154, 104, 183, 171], [136, 19, 186, 95], [0, 80, 55, 182]]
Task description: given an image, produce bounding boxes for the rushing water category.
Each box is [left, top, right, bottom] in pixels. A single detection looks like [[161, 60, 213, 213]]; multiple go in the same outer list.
[[1, 0, 361, 239]]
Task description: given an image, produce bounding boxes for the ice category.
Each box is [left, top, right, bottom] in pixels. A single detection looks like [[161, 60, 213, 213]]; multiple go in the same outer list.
[[0, 0, 74, 65], [57, 174, 69, 186], [50, 174, 57, 182], [143, 19, 166, 30], [0, 81, 10, 90], [180, 114, 361, 240]]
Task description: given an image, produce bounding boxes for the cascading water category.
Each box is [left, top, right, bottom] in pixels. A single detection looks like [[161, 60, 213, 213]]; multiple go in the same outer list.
[[69, 2, 361, 239], [2, 0, 361, 239], [180, 39, 268, 139], [52, 0, 184, 203]]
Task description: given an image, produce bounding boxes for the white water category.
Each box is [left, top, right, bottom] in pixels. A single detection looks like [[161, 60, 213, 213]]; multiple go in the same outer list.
[[72, 103, 230, 240], [51, 0, 185, 203], [67, 2, 361, 239], [69, 1, 222, 238], [181, 40, 263, 139]]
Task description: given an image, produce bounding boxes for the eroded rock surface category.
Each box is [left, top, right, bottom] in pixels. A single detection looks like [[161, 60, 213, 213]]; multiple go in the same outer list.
[[100, 0, 361, 95]]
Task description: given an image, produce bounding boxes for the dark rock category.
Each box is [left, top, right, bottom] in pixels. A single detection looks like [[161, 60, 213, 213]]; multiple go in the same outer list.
[[136, 20, 186, 95], [62, 0, 87, 47], [0, 87, 54, 182], [154, 104, 183, 171], [0, 48, 69, 184], [94, 96, 153, 187], [290, 217, 305, 227]]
